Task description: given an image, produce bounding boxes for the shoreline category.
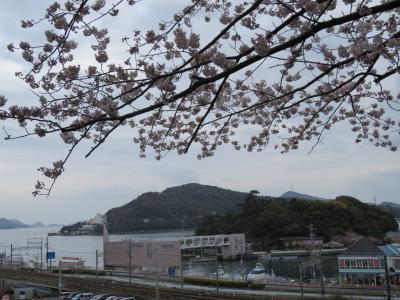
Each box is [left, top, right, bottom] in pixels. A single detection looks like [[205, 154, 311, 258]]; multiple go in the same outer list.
[[48, 228, 195, 236]]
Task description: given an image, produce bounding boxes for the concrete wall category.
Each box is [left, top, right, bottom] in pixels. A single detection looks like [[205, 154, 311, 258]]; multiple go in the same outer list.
[[104, 240, 181, 272]]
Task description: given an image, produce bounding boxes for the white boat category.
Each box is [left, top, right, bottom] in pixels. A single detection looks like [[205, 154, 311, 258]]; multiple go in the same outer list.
[[232, 270, 246, 280], [211, 265, 225, 278], [247, 262, 275, 282]]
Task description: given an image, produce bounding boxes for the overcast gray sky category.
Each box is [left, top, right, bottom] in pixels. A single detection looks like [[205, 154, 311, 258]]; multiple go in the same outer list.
[[0, 1, 399, 225]]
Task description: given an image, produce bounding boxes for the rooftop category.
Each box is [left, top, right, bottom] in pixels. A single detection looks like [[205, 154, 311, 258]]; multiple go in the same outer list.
[[342, 237, 385, 256]]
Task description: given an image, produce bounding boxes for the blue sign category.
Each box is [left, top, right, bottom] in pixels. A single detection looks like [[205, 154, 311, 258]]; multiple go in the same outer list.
[[47, 251, 55, 260], [168, 266, 176, 278]]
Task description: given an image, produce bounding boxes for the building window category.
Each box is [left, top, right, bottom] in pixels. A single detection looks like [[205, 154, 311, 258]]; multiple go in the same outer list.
[[356, 259, 362, 269], [395, 259, 400, 269], [339, 259, 345, 269], [373, 259, 380, 269], [345, 259, 351, 268], [146, 245, 153, 259]]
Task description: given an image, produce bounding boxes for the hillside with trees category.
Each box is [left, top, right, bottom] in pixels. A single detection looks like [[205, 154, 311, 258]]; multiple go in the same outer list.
[[196, 192, 398, 244], [105, 183, 263, 233], [59, 184, 398, 238]]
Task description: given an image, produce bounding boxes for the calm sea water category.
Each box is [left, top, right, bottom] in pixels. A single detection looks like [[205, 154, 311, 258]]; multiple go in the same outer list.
[[0, 227, 339, 280], [0, 227, 193, 269]]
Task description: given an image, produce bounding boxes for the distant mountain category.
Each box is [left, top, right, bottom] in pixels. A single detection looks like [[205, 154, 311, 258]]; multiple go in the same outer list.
[[105, 183, 271, 233], [380, 202, 400, 208], [31, 222, 45, 228], [379, 202, 400, 218], [0, 218, 29, 229], [280, 191, 323, 200]]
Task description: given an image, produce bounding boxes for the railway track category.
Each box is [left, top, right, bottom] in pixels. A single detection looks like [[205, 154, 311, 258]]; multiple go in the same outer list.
[[0, 269, 267, 300], [2, 268, 396, 299]]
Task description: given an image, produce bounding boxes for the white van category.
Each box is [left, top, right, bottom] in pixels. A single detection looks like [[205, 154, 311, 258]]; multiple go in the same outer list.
[[72, 293, 94, 300]]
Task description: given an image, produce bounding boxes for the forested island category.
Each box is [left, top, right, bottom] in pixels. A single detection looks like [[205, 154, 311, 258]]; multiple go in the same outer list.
[[195, 192, 398, 245], [58, 184, 398, 242]]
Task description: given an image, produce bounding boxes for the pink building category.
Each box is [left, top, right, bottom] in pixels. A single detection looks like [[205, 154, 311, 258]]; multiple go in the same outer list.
[[104, 240, 182, 274]]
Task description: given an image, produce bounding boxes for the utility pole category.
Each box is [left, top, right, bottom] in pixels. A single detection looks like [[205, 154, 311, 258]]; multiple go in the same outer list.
[[180, 250, 184, 300], [10, 244, 13, 269], [215, 241, 219, 294], [299, 265, 304, 300], [95, 250, 99, 280], [320, 255, 325, 299], [150, 240, 159, 300], [307, 223, 317, 285], [155, 259, 160, 300], [46, 237, 49, 270], [128, 240, 132, 285], [40, 239, 43, 272], [58, 264, 63, 298], [384, 255, 391, 300], [180, 250, 184, 289]]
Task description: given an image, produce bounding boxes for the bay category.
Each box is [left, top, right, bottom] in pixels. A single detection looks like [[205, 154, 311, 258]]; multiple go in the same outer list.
[[0, 227, 339, 281], [0, 227, 193, 269]]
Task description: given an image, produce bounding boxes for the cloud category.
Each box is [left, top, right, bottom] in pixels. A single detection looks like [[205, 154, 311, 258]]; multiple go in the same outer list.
[[342, 169, 400, 203], [0, 0, 399, 226]]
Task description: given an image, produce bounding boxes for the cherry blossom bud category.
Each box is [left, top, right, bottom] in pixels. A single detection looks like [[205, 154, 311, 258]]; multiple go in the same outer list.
[[46, 2, 60, 14], [95, 51, 108, 63], [21, 20, 33, 28], [19, 41, 30, 50], [7, 43, 14, 52], [92, 0, 106, 11], [219, 14, 232, 25], [43, 43, 53, 52], [54, 16, 68, 30], [174, 28, 189, 50], [0, 95, 7, 107], [189, 33, 200, 49], [251, 35, 269, 56]]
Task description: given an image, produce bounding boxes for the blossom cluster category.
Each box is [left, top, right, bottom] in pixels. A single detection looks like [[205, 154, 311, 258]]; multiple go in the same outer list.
[[1, 0, 399, 196]]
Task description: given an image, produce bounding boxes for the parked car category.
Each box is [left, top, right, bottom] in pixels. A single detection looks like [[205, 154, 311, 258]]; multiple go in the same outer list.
[[104, 296, 118, 300], [60, 292, 72, 300], [89, 294, 112, 300], [68, 292, 83, 300], [72, 293, 94, 300], [119, 297, 136, 300]]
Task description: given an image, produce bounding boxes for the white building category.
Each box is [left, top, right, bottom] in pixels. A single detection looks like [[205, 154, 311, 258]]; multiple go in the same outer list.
[[180, 233, 245, 260], [89, 213, 104, 225]]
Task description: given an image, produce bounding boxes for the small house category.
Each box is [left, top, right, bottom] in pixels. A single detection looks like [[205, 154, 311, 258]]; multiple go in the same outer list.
[[338, 237, 400, 285]]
